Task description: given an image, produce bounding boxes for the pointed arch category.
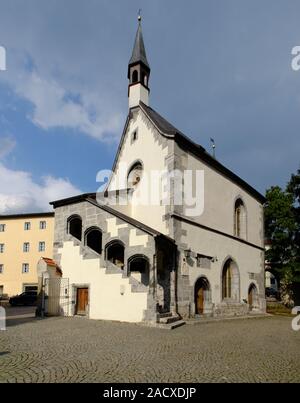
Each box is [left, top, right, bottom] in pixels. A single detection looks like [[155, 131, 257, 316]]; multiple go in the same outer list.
[[234, 197, 247, 239], [221, 257, 240, 301], [248, 283, 259, 310], [194, 276, 211, 315]]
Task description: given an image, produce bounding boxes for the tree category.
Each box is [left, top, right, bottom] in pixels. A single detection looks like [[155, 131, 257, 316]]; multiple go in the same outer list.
[[264, 169, 300, 306]]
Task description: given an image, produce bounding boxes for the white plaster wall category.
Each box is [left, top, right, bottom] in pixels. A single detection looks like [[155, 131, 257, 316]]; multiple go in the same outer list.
[[184, 152, 264, 246], [183, 222, 263, 305], [58, 241, 148, 322], [108, 109, 170, 235], [129, 84, 149, 108]]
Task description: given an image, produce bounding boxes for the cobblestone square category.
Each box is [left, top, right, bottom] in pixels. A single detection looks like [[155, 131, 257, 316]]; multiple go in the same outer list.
[[0, 312, 299, 383]]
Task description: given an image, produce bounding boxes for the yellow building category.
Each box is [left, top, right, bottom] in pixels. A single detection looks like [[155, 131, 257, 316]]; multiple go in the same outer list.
[[0, 212, 54, 296]]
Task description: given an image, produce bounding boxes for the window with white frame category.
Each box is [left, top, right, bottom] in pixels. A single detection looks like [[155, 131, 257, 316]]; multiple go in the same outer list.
[[0, 224, 5, 232], [38, 241, 45, 252], [24, 222, 31, 230], [22, 263, 29, 273], [0, 244, 4, 253], [40, 221, 46, 230], [23, 242, 30, 252]]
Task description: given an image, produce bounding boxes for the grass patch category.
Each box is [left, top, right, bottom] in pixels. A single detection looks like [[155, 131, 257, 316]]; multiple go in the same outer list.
[[266, 302, 293, 316]]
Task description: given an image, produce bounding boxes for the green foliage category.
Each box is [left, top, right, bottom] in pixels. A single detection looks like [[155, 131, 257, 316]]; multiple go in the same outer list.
[[264, 169, 300, 285]]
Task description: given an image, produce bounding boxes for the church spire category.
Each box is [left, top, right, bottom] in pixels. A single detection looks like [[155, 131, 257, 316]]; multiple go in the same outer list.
[[128, 14, 151, 109]]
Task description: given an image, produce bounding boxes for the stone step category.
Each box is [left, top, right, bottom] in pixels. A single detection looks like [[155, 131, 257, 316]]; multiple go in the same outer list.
[[156, 320, 186, 330], [159, 315, 180, 324], [158, 312, 172, 318]]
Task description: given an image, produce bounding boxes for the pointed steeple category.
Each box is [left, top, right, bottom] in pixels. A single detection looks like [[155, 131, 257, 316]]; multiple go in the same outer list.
[[128, 17, 150, 74], [128, 15, 151, 109]]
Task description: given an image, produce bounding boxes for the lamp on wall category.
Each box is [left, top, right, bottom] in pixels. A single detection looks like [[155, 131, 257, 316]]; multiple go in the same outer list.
[[184, 248, 192, 259]]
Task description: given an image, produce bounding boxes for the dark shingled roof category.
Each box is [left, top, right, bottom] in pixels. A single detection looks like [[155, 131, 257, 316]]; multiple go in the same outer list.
[[50, 193, 174, 243], [139, 102, 265, 204], [128, 22, 150, 70]]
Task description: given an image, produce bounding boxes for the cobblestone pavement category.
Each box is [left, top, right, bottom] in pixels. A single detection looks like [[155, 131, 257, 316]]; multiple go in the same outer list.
[[0, 314, 299, 383]]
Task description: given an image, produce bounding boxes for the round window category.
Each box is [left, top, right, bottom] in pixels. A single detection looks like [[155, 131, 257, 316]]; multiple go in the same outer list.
[[127, 162, 143, 188]]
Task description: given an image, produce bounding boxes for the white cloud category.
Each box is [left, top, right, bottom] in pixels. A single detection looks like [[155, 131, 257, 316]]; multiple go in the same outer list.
[[0, 162, 81, 214], [5, 69, 123, 141]]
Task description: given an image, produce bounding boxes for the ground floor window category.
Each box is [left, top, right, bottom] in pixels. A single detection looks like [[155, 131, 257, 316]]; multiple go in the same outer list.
[[23, 284, 38, 293]]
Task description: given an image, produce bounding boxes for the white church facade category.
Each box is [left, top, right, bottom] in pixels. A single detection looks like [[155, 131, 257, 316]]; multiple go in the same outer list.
[[39, 18, 266, 326]]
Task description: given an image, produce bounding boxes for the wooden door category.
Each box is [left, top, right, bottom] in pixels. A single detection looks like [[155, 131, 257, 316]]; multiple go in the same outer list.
[[248, 288, 253, 309], [197, 287, 204, 314], [76, 288, 88, 315]]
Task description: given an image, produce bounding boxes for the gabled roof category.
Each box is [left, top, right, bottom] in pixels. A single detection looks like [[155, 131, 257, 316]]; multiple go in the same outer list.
[[139, 102, 265, 204], [128, 21, 150, 70], [41, 257, 57, 267]]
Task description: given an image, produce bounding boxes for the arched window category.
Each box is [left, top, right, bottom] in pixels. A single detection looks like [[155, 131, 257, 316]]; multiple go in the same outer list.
[[127, 161, 143, 189], [67, 215, 82, 240], [106, 241, 125, 268], [132, 70, 138, 83], [222, 258, 240, 301], [128, 255, 149, 286], [234, 198, 246, 238], [85, 227, 102, 254], [142, 72, 148, 86]]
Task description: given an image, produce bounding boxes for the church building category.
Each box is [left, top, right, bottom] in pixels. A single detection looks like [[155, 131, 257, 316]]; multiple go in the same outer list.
[[40, 17, 266, 327]]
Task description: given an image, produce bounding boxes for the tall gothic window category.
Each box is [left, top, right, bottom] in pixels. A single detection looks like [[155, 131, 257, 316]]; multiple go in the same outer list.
[[234, 198, 246, 239]]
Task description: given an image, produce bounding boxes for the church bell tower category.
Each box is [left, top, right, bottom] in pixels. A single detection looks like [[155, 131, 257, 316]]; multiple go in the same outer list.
[[128, 15, 150, 109]]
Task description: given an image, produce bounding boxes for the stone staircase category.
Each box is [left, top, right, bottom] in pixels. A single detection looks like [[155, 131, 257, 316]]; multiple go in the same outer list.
[[156, 312, 185, 330]]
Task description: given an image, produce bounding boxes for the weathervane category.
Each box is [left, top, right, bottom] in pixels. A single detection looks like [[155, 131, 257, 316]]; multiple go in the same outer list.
[[138, 9, 142, 22], [210, 138, 216, 158]]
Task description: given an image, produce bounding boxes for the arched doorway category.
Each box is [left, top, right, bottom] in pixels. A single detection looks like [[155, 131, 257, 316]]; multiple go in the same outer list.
[[222, 258, 240, 301], [248, 283, 258, 310], [194, 277, 210, 315]]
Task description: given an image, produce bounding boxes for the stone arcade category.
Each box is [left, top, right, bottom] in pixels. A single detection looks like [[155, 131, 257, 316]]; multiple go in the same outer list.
[[38, 17, 266, 327]]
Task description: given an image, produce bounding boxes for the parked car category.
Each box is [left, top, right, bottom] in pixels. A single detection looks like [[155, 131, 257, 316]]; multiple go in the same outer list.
[[265, 287, 279, 299], [9, 291, 37, 306]]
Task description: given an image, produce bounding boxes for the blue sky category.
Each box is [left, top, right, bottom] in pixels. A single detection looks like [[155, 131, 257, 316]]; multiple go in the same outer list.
[[0, 0, 300, 213]]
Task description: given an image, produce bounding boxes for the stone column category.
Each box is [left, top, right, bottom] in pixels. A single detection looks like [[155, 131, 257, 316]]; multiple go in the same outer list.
[[170, 268, 177, 315]]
